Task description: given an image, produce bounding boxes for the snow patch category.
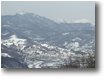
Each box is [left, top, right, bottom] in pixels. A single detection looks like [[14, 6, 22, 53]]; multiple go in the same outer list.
[[73, 19, 95, 25], [1, 53, 11, 58], [1, 35, 26, 47], [17, 12, 26, 15], [62, 32, 69, 36], [41, 44, 48, 47]]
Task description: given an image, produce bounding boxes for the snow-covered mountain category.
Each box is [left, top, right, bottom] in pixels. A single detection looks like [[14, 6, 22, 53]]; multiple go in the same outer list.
[[1, 13, 95, 68], [54, 18, 95, 26], [73, 19, 95, 25]]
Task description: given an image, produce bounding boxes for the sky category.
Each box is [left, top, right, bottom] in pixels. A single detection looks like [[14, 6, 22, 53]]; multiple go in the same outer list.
[[1, 1, 95, 23]]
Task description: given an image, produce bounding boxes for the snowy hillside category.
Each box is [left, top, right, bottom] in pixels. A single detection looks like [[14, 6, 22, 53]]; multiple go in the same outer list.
[[1, 13, 95, 68]]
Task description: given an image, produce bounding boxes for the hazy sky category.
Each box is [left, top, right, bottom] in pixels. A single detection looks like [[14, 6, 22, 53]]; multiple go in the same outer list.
[[1, 1, 95, 23]]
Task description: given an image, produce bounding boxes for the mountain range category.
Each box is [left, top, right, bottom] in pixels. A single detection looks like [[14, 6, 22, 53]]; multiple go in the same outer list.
[[1, 13, 95, 68]]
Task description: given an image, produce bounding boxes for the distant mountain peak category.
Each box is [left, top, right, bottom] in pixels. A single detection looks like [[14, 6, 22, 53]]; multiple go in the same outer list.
[[16, 11, 27, 15], [54, 18, 95, 26], [54, 19, 72, 24], [16, 12, 43, 18], [73, 19, 95, 25]]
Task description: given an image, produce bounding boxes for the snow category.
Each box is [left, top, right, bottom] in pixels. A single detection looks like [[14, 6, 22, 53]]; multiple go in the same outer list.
[[63, 41, 68, 46], [2, 35, 26, 47], [44, 62, 55, 66], [54, 18, 72, 23], [34, 61, 44, 68], [28, 64, 33, 68], [17, 12, 26, 15], [74, 42, 79, 47], [41, 44, 48, 47], [73, 19, 95, 25], [72, 37, 82, 41], [1, 32, 9, 36], [48, 46, 55, 49], [54, 18, 95, 25], [66, 42, 79, 49], [62, 32, 69, 36], [1, 53, 11, 58]]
